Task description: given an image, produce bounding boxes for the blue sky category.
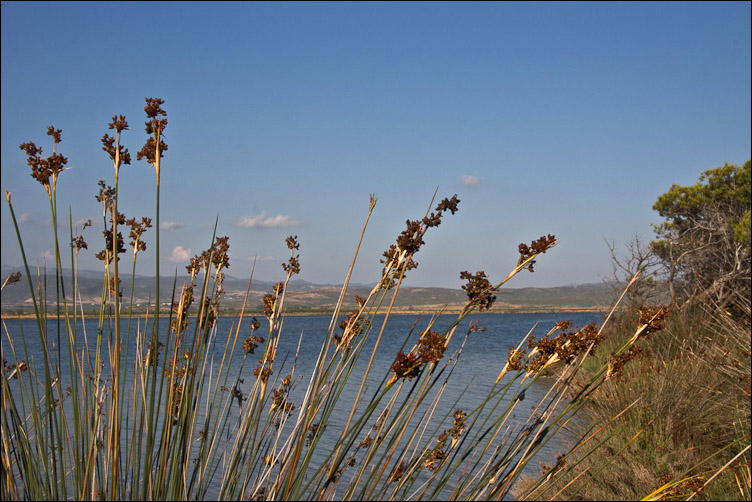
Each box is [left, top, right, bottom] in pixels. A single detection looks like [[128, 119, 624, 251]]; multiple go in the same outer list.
[[2, 1, 750, 289]]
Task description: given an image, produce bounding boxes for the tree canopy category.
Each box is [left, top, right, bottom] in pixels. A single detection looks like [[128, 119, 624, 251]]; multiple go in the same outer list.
[[651, 160, 751, 311]]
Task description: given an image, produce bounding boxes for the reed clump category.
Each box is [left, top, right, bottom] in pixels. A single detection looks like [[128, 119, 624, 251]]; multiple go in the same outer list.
[[1, 99, 726, 501], [514, 295, 750, 501]]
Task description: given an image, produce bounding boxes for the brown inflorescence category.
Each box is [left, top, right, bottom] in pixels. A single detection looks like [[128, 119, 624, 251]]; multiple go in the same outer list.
[[46, 126, 62, 144], [125, 216, 151, 254], [391, 351, 422, 381], [517, 234, 557, 272], [417, 330, 446, 364], [170, 283, 195, 333], [270, 374, 295, 416], [335, 295, 370, 349], [389, 461, 406, 484], [282, 237, 301, 276], [637, 304, 671, 337], [607, 345, 643, 380], [504, 322, 604, 374], [263, 293, 276, 320], [185, 236, 231, 275], [72, 235, 88, 253], [460, 270, 497, 310], [423, 409, 465, 473], [380, 195, 460, 287], [20, 128, 69, 195], [243, 335, 265, 354], [95, 225, 126, 264], [101, 114, 132, 167], [253, 365, 273, 384], [4, 272, 22, 286], [137, 98, 168, 169], [95, 180, 116, 209]]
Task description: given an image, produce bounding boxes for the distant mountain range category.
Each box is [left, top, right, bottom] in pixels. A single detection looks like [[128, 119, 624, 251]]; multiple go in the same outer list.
[[1, 265, 618, 315]]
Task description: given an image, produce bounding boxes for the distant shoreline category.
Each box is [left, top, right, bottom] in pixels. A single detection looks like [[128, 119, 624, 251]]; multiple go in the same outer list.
[[1, 306, 607, 320]]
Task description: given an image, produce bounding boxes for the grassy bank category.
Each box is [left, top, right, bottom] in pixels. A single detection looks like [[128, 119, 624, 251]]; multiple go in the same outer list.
[[515, 297, 751, 501]]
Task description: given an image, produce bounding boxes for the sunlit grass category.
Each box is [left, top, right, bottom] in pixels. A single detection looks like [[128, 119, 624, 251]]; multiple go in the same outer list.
[[5, 99, 740, 501]]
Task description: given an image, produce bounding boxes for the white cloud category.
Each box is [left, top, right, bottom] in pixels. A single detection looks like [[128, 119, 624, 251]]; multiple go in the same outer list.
[[170, 245, 192, 263], [18, 212, 34, 224], [461, 175, 480, 187], [237, 211, 300, 229], [161, 221, 183, 230]]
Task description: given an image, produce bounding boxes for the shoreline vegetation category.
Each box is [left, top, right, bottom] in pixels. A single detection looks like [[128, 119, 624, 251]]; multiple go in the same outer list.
[[2, 99, 748, 501]]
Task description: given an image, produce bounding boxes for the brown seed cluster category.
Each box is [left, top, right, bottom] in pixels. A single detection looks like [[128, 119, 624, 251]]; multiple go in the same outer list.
[[380, 195, 460, 287], [306, 422, 324, 447], [125, 216, 151, 254], [391, 329, 449, 380], [637, 304, 670, 337], [335, 295, 369, 348], [95, 180, 116, 208], [391, 352, 422, 381], [607, 345, 643, 380], [137, 98, 168, 165], [270, 374, 295, 416], [3, 272, 22, 286], [199, 295, 221, 331], [253, 365, 273, 384], [72, 220, 92, 255], [243, 334, 265, 354], [46, 126, 62, 144], [101, 115, 132, 167], [657, 474, 706, 499], [517, 234, 557, 272], [422, 408, 466, 472], [170, 283, 195, 333], [143, 336, 164, 367], [388, 461, 406, 484], [282, 235, 300, 276], [19, 126, 68, 195], [263, 281, 285, 321], [460, 270, 497, 310], [185, 236, 231, 275], [505, 322, 603, 374], [4, 360, 29, 378], [95, 219, 126, 264], [417, 330, 446, 365]]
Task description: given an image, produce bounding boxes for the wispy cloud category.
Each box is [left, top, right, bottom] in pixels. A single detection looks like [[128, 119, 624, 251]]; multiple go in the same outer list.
[[169, 245, 192, 263], [237, 211, 300, 229], [18, 212, 34, 224], [161, 221, 183, 230], [461, 175, 480, 187]]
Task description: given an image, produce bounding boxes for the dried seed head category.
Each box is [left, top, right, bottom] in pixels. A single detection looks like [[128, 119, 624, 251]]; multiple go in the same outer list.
[[108, 115, 129, 133], [46, 126, 62, 144], [517, 234, 557, 272], [3, 272, 22, 287], [391, 351, 422, 381], [417, 330, 446, 364], [460, 270, 496, 310]]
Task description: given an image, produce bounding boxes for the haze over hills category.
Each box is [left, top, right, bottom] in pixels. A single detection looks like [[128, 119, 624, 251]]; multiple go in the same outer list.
[[1, 265, 617, 315]]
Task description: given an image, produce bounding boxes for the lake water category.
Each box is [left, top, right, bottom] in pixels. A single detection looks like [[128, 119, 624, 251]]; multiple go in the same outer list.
[[2, 311, 603, 499]]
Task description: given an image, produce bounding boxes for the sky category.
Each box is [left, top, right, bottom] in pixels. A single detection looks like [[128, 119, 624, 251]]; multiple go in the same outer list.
[[1, 1, 750, 290]]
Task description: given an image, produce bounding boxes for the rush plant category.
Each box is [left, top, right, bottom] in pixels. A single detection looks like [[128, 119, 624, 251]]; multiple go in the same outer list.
[[2, 100, 674, 501]]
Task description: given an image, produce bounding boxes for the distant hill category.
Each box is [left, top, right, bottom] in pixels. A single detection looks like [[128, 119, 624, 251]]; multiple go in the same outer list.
[[1, 265, 617, 315]]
